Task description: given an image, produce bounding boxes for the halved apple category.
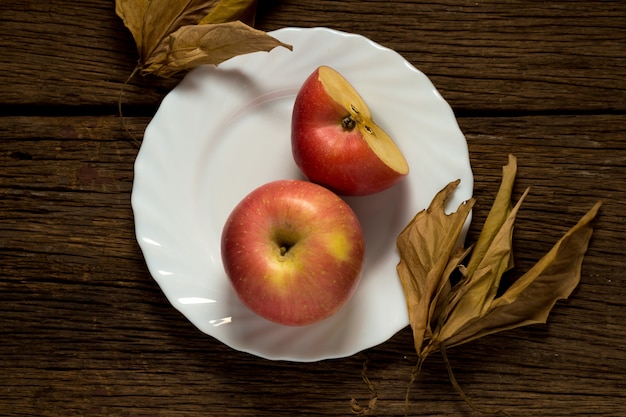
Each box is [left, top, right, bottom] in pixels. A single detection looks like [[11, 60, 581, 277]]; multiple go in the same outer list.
[[291, 65, 409, 196]]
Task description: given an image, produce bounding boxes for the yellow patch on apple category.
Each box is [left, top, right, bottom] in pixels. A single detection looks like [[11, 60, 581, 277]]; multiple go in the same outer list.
[[324, 229, 352, 262]]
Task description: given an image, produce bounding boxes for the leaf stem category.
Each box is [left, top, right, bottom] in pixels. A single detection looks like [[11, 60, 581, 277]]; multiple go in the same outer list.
[[441, 345, 512, 416], [404, 357, 424, 417], [118, 63, 141, 147], [350, 357, 378, 415]]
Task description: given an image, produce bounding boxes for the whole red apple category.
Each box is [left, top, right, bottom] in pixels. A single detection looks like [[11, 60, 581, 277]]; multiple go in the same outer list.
[[221, 179, 365, 326], [291, 65, 409, 196]]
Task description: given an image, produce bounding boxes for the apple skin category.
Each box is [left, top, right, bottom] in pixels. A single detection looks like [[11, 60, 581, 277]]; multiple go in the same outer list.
[[221, 179, 365, 326], [292, 66, 408, 196]]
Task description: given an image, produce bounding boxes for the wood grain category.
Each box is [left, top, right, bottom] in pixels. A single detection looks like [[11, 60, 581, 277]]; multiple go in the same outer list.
[[2, 114, 624, 416], [1, 0, 625, 416], [0, 1, 625, 112]]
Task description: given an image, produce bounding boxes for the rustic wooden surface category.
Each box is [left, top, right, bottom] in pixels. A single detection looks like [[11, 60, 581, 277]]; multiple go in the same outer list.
[[1, 1, 625, 416]]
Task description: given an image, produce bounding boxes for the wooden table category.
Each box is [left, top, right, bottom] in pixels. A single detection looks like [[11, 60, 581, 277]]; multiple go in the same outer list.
[[2, 1, 625, 416]]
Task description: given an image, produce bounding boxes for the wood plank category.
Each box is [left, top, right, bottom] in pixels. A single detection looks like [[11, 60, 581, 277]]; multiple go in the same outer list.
[[1, 114, 624, 415], [259, 0, 626, 113], [0, 0, 625, 112]]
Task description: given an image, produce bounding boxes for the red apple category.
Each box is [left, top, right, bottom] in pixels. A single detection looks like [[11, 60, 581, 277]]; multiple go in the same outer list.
[[221, 179, 365, 326], [291, 65, 409, 196]]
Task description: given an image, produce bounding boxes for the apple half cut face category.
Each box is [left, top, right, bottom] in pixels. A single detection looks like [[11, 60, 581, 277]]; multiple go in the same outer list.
[[221, 180, 365, 326], [292, 66, 409, 196]]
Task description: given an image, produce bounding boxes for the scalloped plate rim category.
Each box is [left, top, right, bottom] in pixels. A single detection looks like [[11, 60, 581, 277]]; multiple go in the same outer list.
[[131, 27, 474, 362]]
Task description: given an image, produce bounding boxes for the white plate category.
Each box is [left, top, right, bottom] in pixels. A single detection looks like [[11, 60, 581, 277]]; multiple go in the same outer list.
[[132, 27, 473, 362]]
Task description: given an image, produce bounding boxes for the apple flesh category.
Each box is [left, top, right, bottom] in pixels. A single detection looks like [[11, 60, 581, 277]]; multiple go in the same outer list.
[[291, 65, 409, 196], [221, 179, 365, 326]]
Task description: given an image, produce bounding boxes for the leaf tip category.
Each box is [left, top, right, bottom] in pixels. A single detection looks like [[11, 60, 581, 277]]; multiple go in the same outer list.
[[590, 200, 603, 215], [507, 153, 517, 165]]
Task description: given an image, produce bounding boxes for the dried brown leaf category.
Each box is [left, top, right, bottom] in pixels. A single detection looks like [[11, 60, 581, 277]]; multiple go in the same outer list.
[[428, 245, 473, 329], [116, 0, 149, 53], [144, 21, 291, 78], [117, 0, 219, 58], [435, 187, 530, 343], [396, 155, 601, 364], [199, 0, 257, 24], [465, 154, 517, 277], [115, 0, 291, 77], [396, 180, 475, 356], [442, 200, 601, 349]]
